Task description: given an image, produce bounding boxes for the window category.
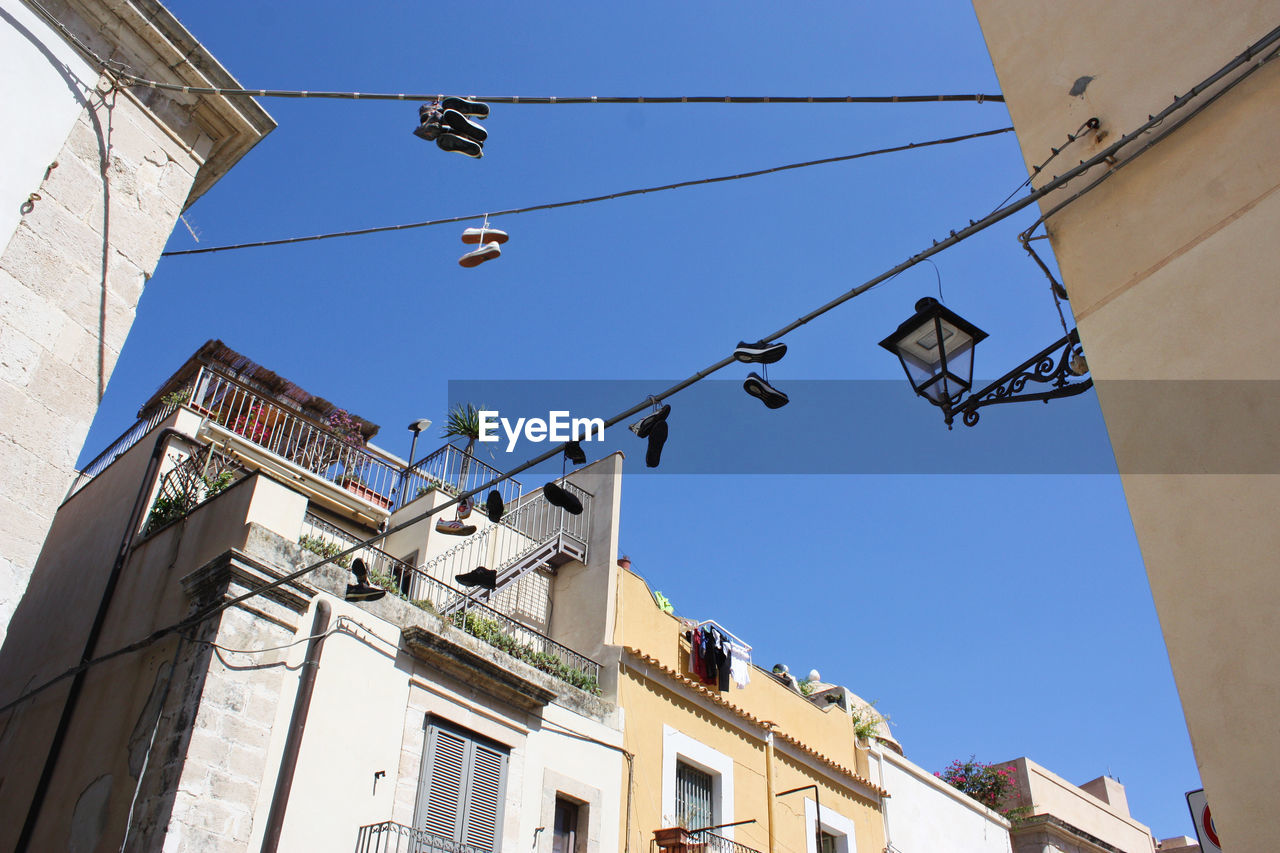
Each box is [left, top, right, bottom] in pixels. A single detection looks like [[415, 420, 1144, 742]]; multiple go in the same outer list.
[[552, 797, 580, 853], [675, 761, 714, 830], [804, 799, 856, 853], [661, 727, 734, 836], [415, 718, 509, 852]]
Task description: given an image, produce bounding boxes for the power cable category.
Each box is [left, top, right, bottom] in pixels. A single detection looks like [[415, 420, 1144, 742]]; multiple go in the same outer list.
[[21, 0, 129, 77], [161, 126, 1016, 257], [119, 74, 1003, 105], [6, 19, 1279, 719], [988, 117, 1099, 214]]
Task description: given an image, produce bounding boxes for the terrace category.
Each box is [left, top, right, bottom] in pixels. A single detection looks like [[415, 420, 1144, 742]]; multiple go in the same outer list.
[[71, 340, 602, 696]]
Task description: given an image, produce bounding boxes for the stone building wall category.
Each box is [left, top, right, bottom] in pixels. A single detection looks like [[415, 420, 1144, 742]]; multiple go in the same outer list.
[[0, 0, 273, 646]]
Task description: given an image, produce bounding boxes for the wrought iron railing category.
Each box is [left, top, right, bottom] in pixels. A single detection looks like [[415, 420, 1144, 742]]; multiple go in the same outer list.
[[143, 446, 246, 535], [187, 366, 403, 506], [688, 830, 763, 853], [300, 513, 601, 692], [354, 822, 490, 853], [68, 399, 183, 496], [413, 481, 591, 594], [400, 442, 523, 511]]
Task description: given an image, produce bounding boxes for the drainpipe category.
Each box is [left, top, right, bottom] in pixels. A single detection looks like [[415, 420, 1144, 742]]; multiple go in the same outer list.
[[261, 599, 332, 853], [763, 722, 777, 853], [15, 427, 192, 853], [870, 740, 892, 853]]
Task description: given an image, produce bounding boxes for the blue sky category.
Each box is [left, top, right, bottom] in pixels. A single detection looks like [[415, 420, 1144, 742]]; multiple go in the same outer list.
[[81, 0, 1198, 839]]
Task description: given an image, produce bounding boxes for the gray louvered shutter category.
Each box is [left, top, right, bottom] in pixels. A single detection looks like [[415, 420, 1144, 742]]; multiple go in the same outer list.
[[462, 742, 505, 851], [416, 719, 508, 853], [421, 727, 468, 840]]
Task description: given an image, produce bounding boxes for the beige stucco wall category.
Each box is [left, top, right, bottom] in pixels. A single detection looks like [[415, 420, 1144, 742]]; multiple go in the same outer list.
[[0, 451, 311, 850], [969, 4, 1280, 850], [1, 413, 625, 851], [997, 758, 1153, 853], [0, 0, 273, 648]]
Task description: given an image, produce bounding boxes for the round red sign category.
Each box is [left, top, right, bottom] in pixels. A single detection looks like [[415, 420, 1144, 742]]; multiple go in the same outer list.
[[1202, 804, 1220, 848]]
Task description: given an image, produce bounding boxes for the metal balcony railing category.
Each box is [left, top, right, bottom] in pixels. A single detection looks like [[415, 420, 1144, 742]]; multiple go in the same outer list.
[[68, 399, 183, 495], [300, 513, 601, 692], [354, 822, 490, 853], [689, 831, 764, 853], [400, 442, 523, 511], [653, 830, 764, 853], [187, 366, 403, 506]]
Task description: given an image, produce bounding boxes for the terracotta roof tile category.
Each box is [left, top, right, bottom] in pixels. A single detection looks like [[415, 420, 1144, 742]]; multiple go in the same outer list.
[[623, 646, 888, 798]]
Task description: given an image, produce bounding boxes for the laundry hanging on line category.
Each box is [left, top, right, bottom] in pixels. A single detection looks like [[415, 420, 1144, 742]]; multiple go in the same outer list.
[[685, 623, 752, 692]]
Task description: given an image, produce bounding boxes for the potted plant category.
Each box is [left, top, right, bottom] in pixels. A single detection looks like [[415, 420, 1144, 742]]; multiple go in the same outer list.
[[340, 467, 391, 508], [653, 822, 705, 853], [442, 402, 485, 490], [653, 827, 694, 852]]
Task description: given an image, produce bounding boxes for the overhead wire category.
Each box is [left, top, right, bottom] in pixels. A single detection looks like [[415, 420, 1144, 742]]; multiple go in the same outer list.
[[987, 117, 1099, 214], [119, 74, 1003, 105], [161, 126, 1016, 257], [6, 19, 1280, 721]]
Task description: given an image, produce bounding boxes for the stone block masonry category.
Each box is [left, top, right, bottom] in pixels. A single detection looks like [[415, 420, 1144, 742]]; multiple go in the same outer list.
[[0, 94, 196, 646], [125, 554, 306, 852], [0, 0, 274, 648]]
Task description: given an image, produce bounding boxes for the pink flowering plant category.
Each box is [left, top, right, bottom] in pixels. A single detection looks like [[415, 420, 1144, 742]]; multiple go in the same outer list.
[[231, 405, 273, 445], [326, 408, 365, 447], [935, 757, 1029, 821]]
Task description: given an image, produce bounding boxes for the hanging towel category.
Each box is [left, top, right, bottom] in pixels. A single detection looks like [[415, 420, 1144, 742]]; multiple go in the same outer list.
[[729, 643, 751, 689], [714, 630, 731, 692], [690, 628, 707, 681]]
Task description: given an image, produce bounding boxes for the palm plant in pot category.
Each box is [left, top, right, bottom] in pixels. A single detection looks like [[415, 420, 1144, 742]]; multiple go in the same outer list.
[[442, 402, 484, 492]]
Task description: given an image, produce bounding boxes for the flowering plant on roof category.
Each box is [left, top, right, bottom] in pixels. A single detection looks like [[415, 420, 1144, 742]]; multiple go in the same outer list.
[[936, 757, 1028, 821], [232, 405, 272, 445], [327, 408, 365, 447]]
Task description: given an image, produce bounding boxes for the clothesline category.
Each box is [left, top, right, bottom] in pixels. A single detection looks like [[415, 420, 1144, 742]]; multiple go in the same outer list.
[[694, 619, 752, 653]]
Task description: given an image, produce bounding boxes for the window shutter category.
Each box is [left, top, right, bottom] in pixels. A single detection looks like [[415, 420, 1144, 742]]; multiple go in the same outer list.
[[463, 742, 505, 851], [422, 727, 468, 840], [417, 719, 508, 853]]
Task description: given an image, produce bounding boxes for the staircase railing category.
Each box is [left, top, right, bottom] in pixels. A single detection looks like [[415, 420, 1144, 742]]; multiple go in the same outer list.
[[415, 481, 592, 596], [300, 514, 600, 690]]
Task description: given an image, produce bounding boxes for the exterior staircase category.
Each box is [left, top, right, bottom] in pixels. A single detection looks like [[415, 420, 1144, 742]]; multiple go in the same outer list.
[[415, 481, 592, 620]]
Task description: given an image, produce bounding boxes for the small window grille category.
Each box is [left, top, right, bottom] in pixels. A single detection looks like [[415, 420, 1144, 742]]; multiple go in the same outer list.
[[675, 761, 714, 830]]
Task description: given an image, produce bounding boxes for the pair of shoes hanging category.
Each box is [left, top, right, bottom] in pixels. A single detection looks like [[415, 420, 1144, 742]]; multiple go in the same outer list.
[[345, 557, 387, 602], [436, 497, 477, 536], [459, 218, 508, 268], [414, 97, 490, 159], [735, 339, 790, 408], [544, 480, 584, 515], [629, 401, 670, 468]]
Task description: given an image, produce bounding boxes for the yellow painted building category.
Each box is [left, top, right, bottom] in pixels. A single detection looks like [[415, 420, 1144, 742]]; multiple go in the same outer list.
[[610, 567, 887, 853]]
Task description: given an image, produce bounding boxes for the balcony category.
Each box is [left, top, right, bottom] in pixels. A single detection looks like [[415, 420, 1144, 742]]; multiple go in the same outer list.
[[354, 822, 491, 853], [301, 513, 601, 694], [399, 441, 523, 511], [71, 363, 522, 511], [652, 829, 764, 853]]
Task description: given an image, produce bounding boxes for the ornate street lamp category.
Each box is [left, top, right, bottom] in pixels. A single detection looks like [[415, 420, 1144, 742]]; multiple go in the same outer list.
[[879, 296, 988, 410], [881, 298, 1092, 428]]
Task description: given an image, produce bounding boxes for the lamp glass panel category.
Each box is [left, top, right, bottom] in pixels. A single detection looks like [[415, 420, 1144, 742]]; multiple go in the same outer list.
[[895, 317, 973, 370]]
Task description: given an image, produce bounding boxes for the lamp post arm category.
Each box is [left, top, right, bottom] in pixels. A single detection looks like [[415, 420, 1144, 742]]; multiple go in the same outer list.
[[948, 329, 1091, 428]]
